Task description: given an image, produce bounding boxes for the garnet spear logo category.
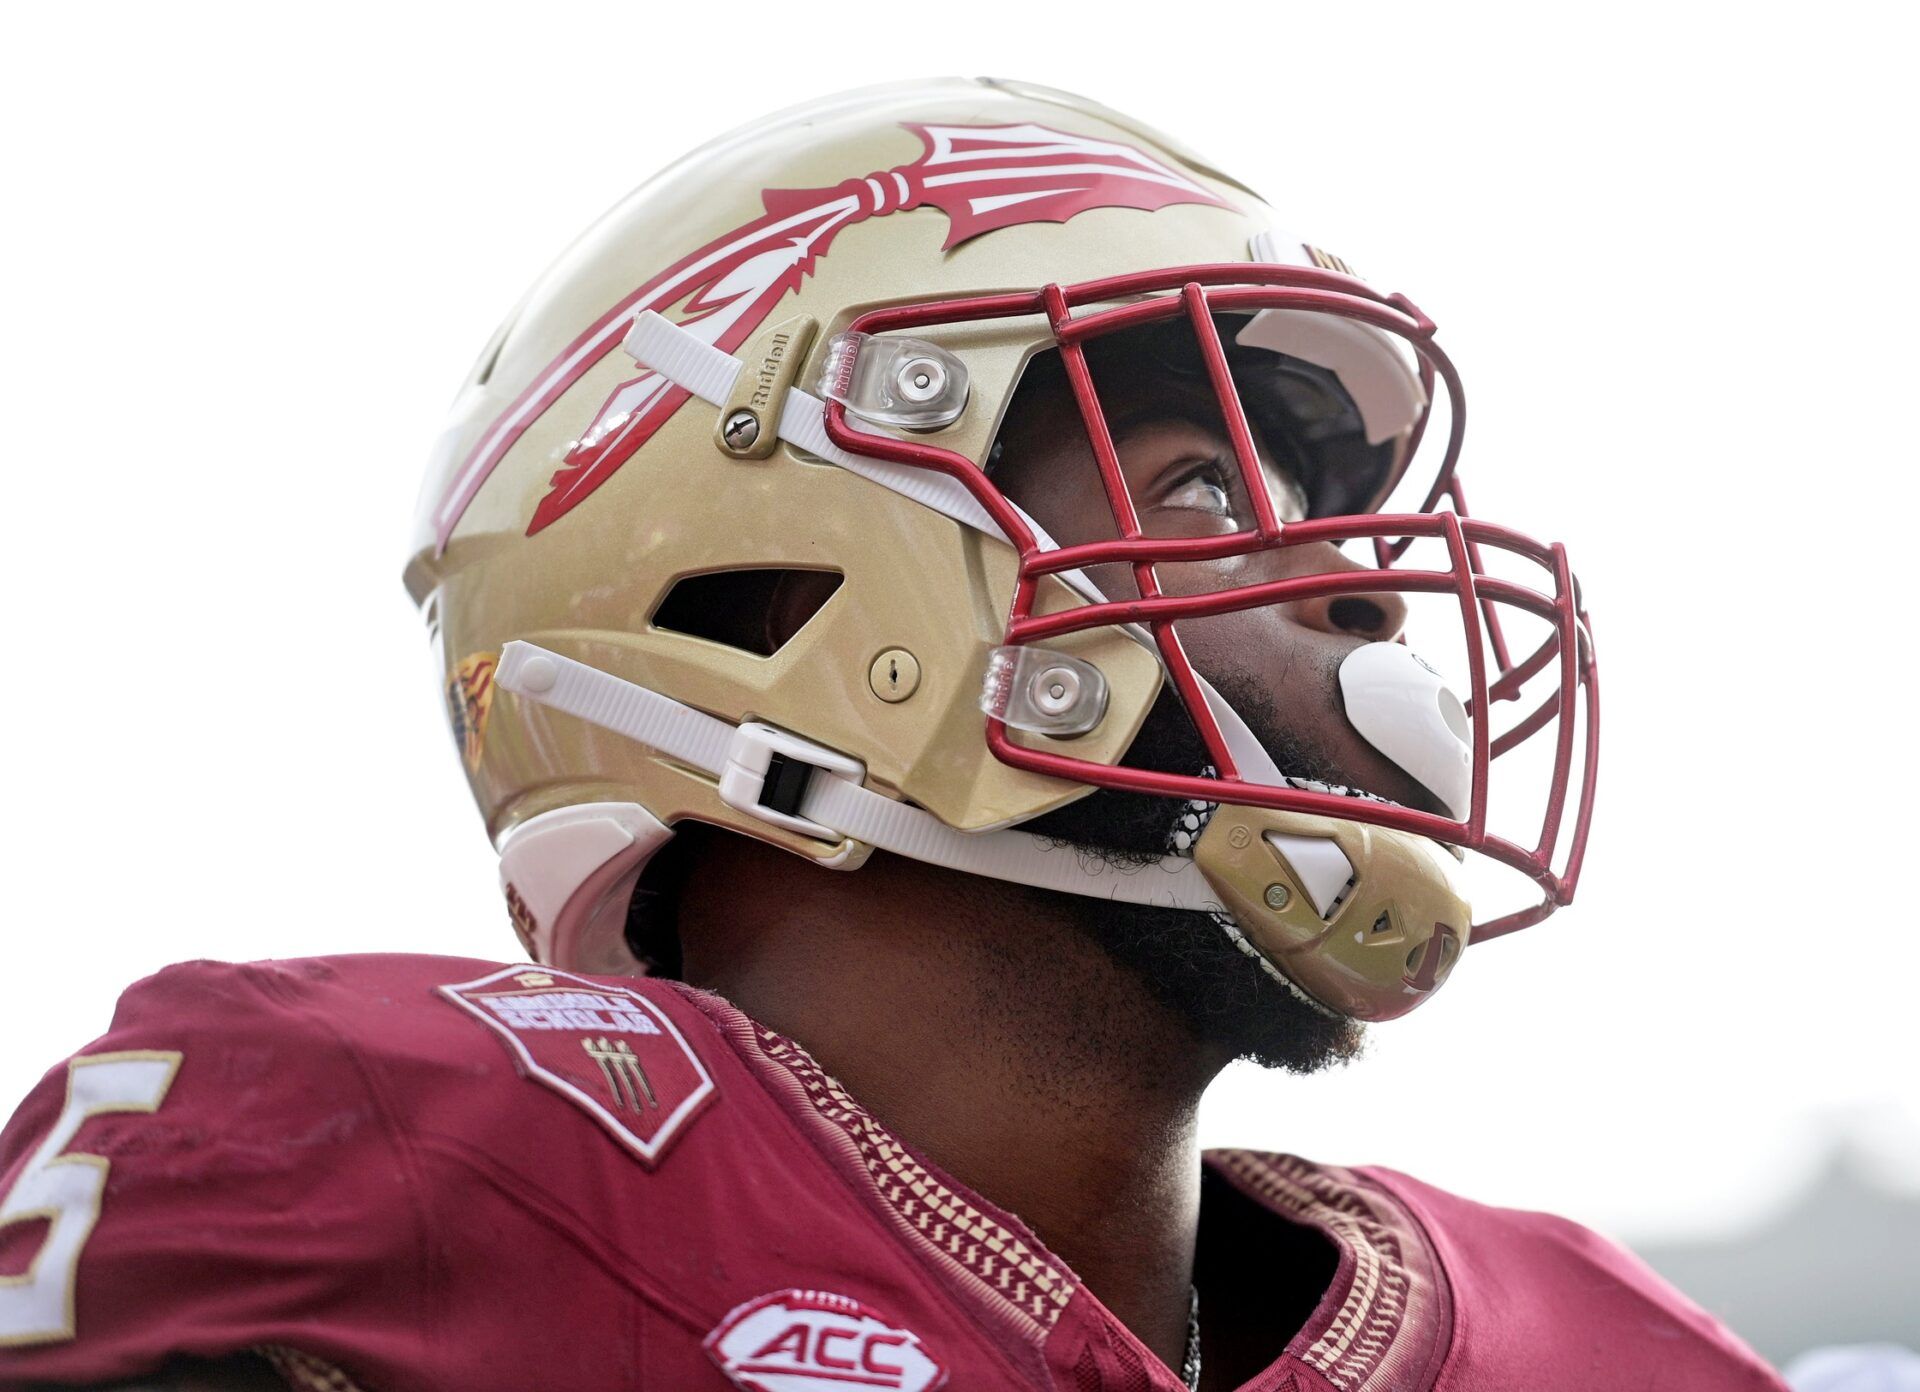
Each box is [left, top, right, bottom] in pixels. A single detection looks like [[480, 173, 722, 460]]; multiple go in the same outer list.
[[428, 122, 1230, 550]]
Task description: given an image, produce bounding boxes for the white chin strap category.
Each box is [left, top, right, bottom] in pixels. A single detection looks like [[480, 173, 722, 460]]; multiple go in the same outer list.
[[579, 312, 1460, 918], [494, 641, 1222, 916]]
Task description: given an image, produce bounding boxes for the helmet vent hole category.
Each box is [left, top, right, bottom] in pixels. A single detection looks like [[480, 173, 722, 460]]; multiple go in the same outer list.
[[651, 568, 844, 657]]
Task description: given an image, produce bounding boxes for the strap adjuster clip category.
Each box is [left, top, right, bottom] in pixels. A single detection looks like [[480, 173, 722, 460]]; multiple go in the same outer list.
[[718, 722, 865, 840]]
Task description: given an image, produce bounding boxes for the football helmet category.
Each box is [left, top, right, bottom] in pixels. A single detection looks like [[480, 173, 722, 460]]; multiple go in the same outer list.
[[405, 78, 1598, 1021]]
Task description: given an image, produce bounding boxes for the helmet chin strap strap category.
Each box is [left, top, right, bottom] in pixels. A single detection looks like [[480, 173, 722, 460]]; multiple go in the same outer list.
[[614, 310, 1423, 854], [612, 313, 1453, 887], [494, 641, 1223, 916]]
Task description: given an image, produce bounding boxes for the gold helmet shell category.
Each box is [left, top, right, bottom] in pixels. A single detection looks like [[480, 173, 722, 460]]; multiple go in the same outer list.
[[404, 77, 1598, 1019], [1193, 805, 1470, 1022]]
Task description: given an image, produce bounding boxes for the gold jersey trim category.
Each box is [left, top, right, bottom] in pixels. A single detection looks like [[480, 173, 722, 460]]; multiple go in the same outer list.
[[1208, 1149, 1449, 1390], [745, 1023, 1077, 1337], [682, 984, 1446, 1385], [257, 1345, 370, 1392]]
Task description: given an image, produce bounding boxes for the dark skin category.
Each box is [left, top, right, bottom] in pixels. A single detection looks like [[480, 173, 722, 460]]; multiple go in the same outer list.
[[683, 381, 1419, 1388], [64, 368, 1419, 1392]]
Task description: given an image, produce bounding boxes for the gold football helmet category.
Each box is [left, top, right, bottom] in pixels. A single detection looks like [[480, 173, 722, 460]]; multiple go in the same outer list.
[[405, 78, 1597, 1021]]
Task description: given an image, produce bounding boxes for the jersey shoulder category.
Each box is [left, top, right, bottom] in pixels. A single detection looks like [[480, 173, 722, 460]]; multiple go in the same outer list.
[[0, 954, 721, 1387], [1, 950, 728, 1201], [0, 954, 506, 1386], [0, 954, 870, 1392], [1360, 1164, 1787, 1389]]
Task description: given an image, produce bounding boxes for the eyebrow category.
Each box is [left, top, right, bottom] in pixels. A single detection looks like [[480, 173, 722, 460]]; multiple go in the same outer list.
[[1107, 400, 1234, 444]]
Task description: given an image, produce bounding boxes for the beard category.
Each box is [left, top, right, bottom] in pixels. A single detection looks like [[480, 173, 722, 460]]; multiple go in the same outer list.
[[1019, 681, 1367, 1074]]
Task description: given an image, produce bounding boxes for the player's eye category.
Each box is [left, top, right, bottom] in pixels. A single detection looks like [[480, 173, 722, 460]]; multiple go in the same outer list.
[[1150, 455, 1310, 528], [1156, 458, 1236, 516]]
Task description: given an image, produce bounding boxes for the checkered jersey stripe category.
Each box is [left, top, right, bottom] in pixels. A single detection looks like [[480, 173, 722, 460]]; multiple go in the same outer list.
[[256, 1345, 369, 1392], [1210, 1150, 1434, 1390], [751, 1026, 1077, 1332]]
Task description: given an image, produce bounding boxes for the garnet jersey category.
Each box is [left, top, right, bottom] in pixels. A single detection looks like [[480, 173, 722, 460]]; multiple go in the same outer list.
[[0, 955, 1783, 1391]]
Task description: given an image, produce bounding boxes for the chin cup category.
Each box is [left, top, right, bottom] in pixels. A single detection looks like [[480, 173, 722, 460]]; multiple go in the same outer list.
[[1193, 803, 1469, 1022]]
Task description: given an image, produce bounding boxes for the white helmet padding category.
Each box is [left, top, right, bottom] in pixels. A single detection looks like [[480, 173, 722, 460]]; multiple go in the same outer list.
[[1234, 309, 1427, 448], [497, 801, 672, 973]]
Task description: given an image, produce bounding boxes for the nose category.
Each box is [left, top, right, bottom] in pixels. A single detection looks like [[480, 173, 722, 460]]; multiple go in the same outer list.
[[1279, 543, 1409, 641]]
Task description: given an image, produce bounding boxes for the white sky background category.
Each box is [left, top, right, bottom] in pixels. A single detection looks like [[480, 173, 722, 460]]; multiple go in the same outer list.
[[1, 2, 1913, 1247]]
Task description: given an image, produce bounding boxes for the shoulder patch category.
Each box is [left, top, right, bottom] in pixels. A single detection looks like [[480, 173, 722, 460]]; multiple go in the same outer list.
[[705, 1289, 947, 1392], [436, 965, 715, 1167]]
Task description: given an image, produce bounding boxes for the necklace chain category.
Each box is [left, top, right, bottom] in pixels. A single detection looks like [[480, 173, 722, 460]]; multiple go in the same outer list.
[[1183, 1283, 1202, 1391]]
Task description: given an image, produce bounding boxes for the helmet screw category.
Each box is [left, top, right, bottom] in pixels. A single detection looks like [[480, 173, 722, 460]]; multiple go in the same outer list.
[[1029, 665, 1082, 717], [1263, 883, 1291, 911], [895, 356, 946, 403], [722, 410, 760, 451]]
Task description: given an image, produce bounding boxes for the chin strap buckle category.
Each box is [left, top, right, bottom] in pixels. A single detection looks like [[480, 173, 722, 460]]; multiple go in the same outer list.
[[717, 721, 866, 841]]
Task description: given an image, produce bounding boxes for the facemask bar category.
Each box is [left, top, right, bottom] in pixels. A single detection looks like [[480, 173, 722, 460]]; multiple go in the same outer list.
[[822, 263, 1598, 942]]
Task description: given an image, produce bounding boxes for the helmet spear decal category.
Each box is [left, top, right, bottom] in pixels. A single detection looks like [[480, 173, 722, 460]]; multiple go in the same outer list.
[[428, 122, 1230, 551]]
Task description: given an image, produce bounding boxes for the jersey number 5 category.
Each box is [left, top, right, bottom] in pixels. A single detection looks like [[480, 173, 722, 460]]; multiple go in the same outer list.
[[0, 1051, 182, 1346]]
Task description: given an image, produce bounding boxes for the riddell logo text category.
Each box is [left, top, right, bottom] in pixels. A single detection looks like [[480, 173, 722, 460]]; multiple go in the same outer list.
[[748, 331, 793, 410], [705, 1289, 946, 1392]]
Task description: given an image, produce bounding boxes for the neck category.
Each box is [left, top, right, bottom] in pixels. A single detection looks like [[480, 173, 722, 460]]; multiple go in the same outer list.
[[677, 835, 1228, 1377]]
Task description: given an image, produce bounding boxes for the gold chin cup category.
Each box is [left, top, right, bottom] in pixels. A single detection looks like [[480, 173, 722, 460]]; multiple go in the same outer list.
[[1192, 803, 1470, 1022]]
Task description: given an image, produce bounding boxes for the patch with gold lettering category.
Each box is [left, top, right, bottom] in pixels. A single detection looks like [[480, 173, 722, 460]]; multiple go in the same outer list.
[[444, 652, 497, 772], [437, 965, 716, 1167]]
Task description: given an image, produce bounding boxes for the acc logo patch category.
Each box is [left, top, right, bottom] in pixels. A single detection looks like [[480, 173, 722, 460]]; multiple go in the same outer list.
[[705, 1290, 947, 1392], [437, 965, 716, 1167]]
